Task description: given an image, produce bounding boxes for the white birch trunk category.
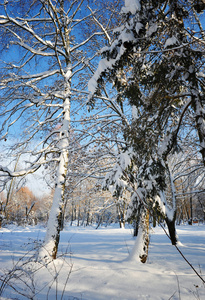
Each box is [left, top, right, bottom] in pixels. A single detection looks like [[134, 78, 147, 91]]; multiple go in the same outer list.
[[40, 66, 71, 260], [39, 0, 73, 258]]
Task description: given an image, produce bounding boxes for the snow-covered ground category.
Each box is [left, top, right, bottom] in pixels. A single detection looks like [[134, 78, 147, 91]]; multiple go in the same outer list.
[[0, 223, 205, 299]]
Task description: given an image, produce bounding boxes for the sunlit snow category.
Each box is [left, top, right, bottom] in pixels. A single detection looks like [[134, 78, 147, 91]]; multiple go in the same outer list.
[[0, 223, 205, 299]]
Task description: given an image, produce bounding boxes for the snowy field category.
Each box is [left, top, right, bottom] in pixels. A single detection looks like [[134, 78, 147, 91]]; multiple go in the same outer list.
[[0, 223, 205, 300]]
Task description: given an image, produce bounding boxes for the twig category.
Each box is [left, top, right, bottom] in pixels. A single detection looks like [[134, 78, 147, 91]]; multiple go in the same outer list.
[[159, 222, 205, 284]]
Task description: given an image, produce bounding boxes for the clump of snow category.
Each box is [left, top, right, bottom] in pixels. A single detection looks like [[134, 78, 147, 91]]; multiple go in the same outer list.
[[125, 227, 145, 262], [146, 24, 158, 36], [102, 150, 133, 197], [135, 22, 143, 34], [64, 64, 72, 80], [164, 36, 178, 48], [113, 25, 125, 34], [132, 105, 138, 119], [121, 0, 141, 15], [189, 65, 194, 73], [88, 26, 135, 98], [119, 150, 132, 170], [197, 71, 205, 78], [46, 40, 53, 46], [120, 30, 135, 45], [88, 57, 115, 96]]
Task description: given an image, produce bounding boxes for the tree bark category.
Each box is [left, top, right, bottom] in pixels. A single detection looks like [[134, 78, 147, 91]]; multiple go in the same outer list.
[[191, 94, 205, 167], [165, 214, 177, 245], [139, 210, 149, 263], [127, 209, 149, 263], [42, 7, 72, 257], [41, 94, 70, 259]]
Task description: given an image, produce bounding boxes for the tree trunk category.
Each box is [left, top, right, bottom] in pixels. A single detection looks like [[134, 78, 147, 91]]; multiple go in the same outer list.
[[117, 204, 125, 228], [133, 202, 143, 236], [165, 164, 178, 245], [192, 94, 205, 167], [139, 211, 149, 263], [86, 211, 90, 226], [127, 209, 149, 263], [77, 205, 81, 226], [188, 65, 205, 166], [42, 152, 68, 259], [165, 215, 177, 245], [0, 207, 2, 228], [96, 215, 102, 229], [40, 95, 70, 260], [70, 202, 74, 226]]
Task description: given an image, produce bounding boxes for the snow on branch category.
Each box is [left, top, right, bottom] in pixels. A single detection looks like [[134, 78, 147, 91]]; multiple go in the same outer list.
[[103, 150, 133, 195], [87, 0, 142, 100], [121, 0, 141, 14], [0, 161, 42, 178]]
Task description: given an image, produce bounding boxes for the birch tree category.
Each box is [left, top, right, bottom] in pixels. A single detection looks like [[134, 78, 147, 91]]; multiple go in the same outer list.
[[0, 0, 117, 259]]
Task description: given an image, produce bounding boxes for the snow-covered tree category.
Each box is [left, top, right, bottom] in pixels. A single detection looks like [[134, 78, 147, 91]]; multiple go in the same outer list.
[[88, 0, 205, 252]]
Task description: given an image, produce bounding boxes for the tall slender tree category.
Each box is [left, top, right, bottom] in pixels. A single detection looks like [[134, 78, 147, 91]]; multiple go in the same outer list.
[[0, 0, 120, 259], [88, 0, 205, 250]]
